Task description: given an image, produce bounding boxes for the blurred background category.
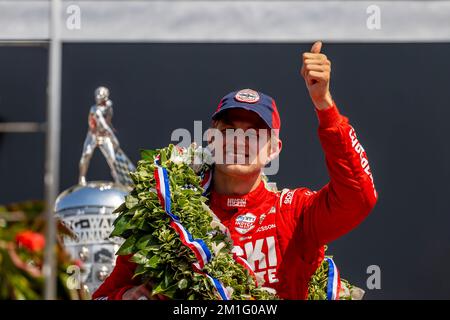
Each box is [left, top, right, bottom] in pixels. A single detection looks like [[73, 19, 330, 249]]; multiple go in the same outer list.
[[1, 0, 449, 299]]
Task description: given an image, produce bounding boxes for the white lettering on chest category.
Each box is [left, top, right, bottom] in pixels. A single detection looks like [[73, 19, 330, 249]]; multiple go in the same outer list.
[[266, 236, 277, 267], [244, 236, 277, 270], [244, 238, 266, 269]]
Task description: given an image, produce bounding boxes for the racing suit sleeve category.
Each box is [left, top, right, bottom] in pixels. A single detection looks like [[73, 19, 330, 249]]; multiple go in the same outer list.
[[92, 254, 139, 300], [298, 102, 378, 246]]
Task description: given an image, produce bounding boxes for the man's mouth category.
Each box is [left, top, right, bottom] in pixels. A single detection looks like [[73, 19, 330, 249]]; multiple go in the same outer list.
[[225, 151, 248, 157], [224, 151, 249, 164]]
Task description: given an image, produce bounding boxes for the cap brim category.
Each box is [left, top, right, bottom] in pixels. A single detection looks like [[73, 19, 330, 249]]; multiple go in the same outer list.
[[211, 105, 272, 129]]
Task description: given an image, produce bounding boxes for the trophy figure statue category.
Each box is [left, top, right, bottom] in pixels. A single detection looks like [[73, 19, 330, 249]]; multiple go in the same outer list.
[[55, 86, 135, 295], [79, 86, 135, 187]]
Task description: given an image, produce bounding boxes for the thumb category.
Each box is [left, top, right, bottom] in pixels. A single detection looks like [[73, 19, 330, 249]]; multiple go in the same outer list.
[[311, 41, 322, 54]]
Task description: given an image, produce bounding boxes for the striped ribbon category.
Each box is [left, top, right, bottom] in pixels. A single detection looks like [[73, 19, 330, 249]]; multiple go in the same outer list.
[[200, 169, 212, 196], [153, 159, 230, 300], [325, 257, 341, 300], [169, 219, 211, 270], [192, 264, 231, 300]]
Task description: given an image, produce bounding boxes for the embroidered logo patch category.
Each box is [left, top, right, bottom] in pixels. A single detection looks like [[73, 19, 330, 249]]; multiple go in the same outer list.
[[234, 89, 260, 104], [235, 213, 257, 235]]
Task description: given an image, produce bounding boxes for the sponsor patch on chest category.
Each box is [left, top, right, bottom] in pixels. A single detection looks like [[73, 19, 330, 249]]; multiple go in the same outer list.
[[234, 213, 257, 234]]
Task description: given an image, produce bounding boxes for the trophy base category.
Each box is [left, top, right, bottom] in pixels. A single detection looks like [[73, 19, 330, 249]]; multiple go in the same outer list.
[[55, 181, 128, 294]]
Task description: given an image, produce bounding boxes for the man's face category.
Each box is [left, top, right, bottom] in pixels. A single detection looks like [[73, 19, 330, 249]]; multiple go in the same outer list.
[[208, 108, 280, 178]]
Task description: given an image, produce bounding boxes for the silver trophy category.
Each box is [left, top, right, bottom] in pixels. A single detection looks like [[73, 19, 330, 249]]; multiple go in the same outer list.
[[55, 87, 135, 295], [79, 86, 135, 187]]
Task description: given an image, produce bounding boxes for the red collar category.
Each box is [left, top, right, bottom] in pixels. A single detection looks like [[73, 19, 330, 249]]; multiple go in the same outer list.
[[209, 180, 268, 212]]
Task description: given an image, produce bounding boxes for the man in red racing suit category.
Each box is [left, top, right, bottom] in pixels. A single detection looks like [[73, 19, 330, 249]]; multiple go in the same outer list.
[[93, 41, 377, 300]]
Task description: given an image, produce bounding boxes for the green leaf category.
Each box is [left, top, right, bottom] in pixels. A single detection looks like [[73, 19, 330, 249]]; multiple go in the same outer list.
[[130, 252, 149, 265], [164, 268, 173, 287], [160, 149, 167, 163], [152, 281, 178, 300], [125, 195, 139, 209], [116, 234, 137, 255], [113, 202, 127, 214], [145, 255, 160, 268], [133, 264, 148, 278], [140, 149, 157, 160], [135, 234, 157, 250], [136, 218, 151, 232], [110, 214, 131, 237], [177, 279, 188, 290]]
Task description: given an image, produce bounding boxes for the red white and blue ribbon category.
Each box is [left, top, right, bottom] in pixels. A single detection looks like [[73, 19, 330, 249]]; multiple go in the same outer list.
[[200, 169, 212, 196], [153, 159, 230, 300], [169, 220, 211, 270], [154, 165, 180, 221], [204, 273, 231, 300], [192, 264, 231, 300], [325, 257, 341, 300]]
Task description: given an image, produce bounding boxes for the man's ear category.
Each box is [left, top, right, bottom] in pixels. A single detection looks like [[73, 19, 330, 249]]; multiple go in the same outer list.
[[267, 138, 282, 163]]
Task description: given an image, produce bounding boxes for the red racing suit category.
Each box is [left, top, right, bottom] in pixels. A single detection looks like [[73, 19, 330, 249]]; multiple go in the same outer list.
[[93, 103, 378, 300]]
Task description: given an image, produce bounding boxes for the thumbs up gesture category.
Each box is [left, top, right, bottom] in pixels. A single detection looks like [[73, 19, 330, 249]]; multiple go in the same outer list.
[[301, 41, 334, 110]]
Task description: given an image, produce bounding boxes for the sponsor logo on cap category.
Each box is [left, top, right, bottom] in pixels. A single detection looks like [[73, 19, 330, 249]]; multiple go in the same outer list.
[[235, 213, 257, 235], [235, 89, 260, 104]]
